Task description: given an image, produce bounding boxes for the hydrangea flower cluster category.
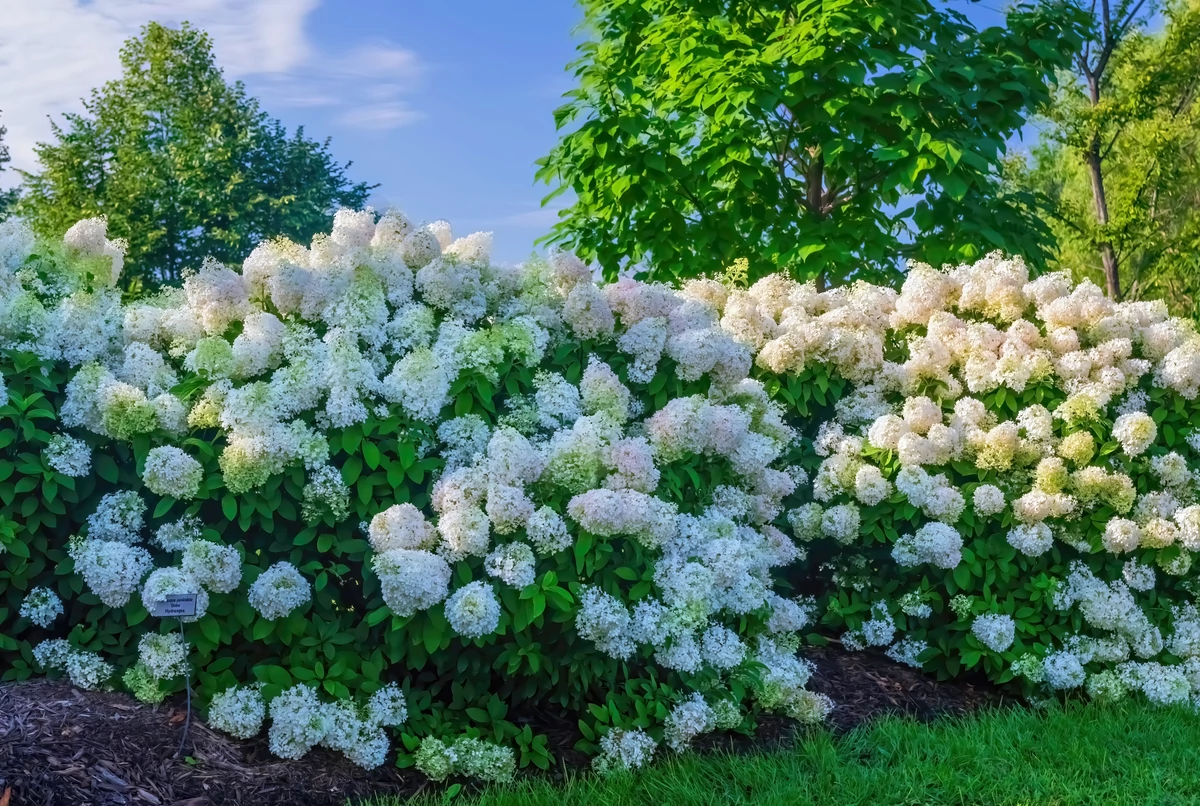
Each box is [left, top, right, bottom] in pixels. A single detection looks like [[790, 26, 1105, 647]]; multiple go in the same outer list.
[[32, 639, 114, 690], [19, 587, 63, 628], [414, 735, 516, 783], [206, 682, 409, 769], [44, 434, 91, 477], [593, 728, 658, 775], [801, 253, 1200, 707]]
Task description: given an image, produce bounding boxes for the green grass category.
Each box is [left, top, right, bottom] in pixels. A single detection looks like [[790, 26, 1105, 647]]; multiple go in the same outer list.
[[366, 703, 1200, 806]]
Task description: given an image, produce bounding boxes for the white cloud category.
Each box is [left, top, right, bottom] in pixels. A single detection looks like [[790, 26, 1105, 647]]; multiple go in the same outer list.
[[335, 103, 424, 130], [260, 41, 427, 133], [0, 1, 424, 187]]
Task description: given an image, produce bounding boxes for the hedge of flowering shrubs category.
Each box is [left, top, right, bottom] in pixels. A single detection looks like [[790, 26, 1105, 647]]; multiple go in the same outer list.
[[0, 213, 828, 778], [2, 210, 1200, 779]]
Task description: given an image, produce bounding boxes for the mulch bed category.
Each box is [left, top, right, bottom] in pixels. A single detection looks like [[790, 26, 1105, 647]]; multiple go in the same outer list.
[[806, 644, 1008, 733], [0, 644, 1012, 806]]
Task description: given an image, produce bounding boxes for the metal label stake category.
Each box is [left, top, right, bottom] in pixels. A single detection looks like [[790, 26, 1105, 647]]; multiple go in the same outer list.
[[150, 594, 198, 759]]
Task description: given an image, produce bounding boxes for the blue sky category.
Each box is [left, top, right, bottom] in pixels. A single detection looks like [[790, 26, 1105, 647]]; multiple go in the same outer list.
[[286, 1, 586, 262], [1, 1, 1019, 264]]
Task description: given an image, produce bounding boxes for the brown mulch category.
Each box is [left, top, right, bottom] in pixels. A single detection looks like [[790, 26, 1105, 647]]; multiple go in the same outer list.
[[0, 682, 420, 806], [805, 644, 1008, 733], [0, 644, 1012, 806]]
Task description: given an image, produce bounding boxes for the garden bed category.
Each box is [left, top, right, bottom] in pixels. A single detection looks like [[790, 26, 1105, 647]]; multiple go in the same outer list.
[[0, 644, 1007, 806]]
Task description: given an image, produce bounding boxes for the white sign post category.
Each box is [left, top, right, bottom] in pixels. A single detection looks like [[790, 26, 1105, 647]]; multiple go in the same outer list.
[[149, 593, 198, 619], [151, 593, 198, 758]]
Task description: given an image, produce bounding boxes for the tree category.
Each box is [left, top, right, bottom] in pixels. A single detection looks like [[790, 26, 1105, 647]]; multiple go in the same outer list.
[[0, 112, 17, 218], [1013, 0, 1200, 310], [536, 0, 1087, 285], [18, 22, 374, 290]]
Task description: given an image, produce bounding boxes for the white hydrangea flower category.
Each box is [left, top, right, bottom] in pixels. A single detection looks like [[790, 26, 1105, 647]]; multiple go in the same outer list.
[[892, 522, 963, 569], [971, 613, 1015, 653], [853, 465, 892, 506], [181, 539, 243, 594], [33, 639, 115, 690], [20, 586, 64, 628], [1103, 518, 1141, 554], [67, 651, 116, 689], [137, 632, 189, 679], [373, 548, 451, 617], [437, 414, 491, 468], [321, 700, 391, 769], [445, 580, 501, 639], [156, 514, 204, 551], [44, 434, 92, 477], [1175, 505, 1200, 550], [593, 728, 657, 775], [699, 624, 746, 671], [525, 505, 572, 555], [32, 638, 75, 670], [142, 446, 204, 499], [71, 538, 153, 607], [1150, 452, 1192, 488], [368, 503, 437, 552], [484, 484, 536, 535], [820, 503, 861, 544], [1122, 560, 1156, 592], [484, 542, 537, 589], [248, 562, 311, 620], [268, 684, 330, 760], [86, 491, 146, 543], [860, 602, 895, 647], [886, 638, 929, 668], [437, 505, 492, 560], [972, 484, 1006, 517], [576, 586, 633, 659], [366, 683, 409, 727], [1111, 412, 1157, 457], [1006, 522, 1053, 557], [663, 692, 715, 752], [208, 684, 266, 739]]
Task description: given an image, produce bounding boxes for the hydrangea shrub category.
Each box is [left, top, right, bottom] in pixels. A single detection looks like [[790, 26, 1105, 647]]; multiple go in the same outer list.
[[0, 213, 827, 776], [5, 210, 1200, 777], [794, 257, 1200, 706]]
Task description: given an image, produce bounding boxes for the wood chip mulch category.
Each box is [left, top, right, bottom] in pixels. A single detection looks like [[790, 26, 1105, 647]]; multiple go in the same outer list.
[[805, 644, 1009, 733], [0, 644, 1011, 806]]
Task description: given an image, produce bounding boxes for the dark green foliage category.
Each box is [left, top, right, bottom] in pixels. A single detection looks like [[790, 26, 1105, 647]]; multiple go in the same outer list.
[[537, 0, 1088, 285]]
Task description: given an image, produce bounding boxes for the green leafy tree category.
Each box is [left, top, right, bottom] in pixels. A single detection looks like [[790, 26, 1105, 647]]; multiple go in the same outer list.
[[18, 22, 374, 290], [0, 112, 17, 218], [536, 0, 1087, 285], [1012, 0, 1200, 311]]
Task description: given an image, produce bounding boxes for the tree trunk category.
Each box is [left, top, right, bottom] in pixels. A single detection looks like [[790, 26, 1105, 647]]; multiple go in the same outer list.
[[806, 149, 826, 291], [1085, 140, 1121, 301]]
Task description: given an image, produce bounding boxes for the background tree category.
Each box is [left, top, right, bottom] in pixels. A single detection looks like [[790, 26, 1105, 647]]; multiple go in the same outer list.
[[18, 22, 374, 290], [0, 112, 17, 219], [1012, 0, 1200, 311], [536, 0, 1086, 285]]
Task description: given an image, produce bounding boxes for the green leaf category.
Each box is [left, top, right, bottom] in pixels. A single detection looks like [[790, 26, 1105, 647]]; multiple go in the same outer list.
[[221, 494, 237, 522]]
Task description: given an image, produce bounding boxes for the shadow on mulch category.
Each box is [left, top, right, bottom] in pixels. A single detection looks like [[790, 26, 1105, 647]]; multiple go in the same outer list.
[[0, 644, 1012, 806]]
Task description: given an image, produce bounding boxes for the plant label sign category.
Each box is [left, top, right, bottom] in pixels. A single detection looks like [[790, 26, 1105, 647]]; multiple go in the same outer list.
[[150, 593, 199, 618]]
